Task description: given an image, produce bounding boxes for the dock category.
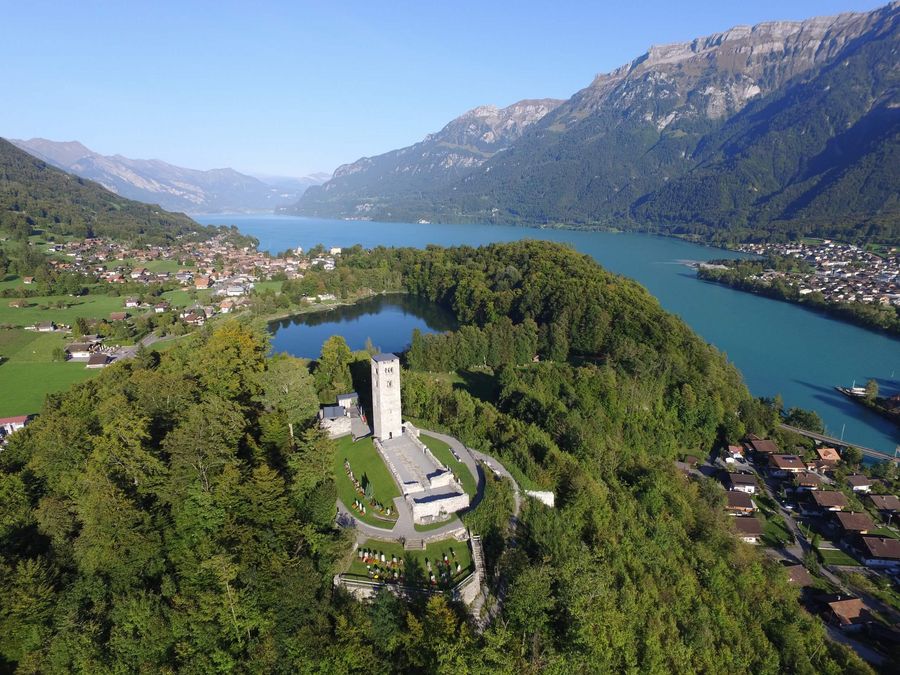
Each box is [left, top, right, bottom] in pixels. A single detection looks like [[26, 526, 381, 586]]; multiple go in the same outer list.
[[778, 423, 899, 464]]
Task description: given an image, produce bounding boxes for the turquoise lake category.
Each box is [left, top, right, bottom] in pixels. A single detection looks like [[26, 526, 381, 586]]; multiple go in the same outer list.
[[198, 214, 900, 456]]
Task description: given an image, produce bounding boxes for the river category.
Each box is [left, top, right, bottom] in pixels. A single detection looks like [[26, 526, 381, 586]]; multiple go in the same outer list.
[[197, 214, 900, 456]]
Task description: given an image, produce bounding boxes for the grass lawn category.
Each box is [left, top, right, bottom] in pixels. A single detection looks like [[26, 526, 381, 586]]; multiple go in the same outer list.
[[762, 514, 794, 547], [0, 274, 23, 291], [347, 537, 473, 586], [0, 294, 126, 326], [868, 527, 900, 539], [161, 289, 213, 308], [818, 547, 862, 566], [414, 516, 462, 533], [0, 361, 98, 416], [333, 434, 400, 527], [254, 281, 283, 293], [420, 433, 477, 498]]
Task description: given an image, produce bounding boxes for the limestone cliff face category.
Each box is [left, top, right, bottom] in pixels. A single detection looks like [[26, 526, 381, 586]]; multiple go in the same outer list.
[[327, 98, 562, 185], [565, 7, 887, 128], [294, 2, 899, 238]]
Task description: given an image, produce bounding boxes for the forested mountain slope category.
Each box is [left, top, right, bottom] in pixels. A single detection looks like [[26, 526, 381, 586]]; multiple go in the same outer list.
[[0, 242, 869, 672], [293, 3, 900, 244], [0, 138, 208, 243]]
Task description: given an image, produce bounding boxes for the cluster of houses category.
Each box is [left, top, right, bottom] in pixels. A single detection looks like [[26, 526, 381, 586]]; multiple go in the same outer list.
[[722, 437, 900, 570], [34, 235, 342, 291], [63, 335, 116, 368], [734, 240, 900, 307]]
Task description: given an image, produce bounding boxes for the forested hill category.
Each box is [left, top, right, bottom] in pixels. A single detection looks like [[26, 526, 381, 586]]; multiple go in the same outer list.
[[0, 242, 869, 672], [0, 138, 208, 243], [293, 2, 900, 245]]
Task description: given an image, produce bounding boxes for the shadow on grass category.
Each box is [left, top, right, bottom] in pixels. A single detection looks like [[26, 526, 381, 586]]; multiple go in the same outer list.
[[454, 368, 500, 403]]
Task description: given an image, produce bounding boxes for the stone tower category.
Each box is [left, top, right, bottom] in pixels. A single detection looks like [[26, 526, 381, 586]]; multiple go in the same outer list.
[[371, 353, 402, 441]]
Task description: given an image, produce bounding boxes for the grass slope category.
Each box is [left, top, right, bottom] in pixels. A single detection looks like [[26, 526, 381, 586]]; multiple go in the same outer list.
[[333, 434, 400, 527]]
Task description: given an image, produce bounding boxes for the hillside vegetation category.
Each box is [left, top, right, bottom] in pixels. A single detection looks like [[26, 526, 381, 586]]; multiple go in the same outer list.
[[0, 242, 869, 672], [0, 138, 206, 244]]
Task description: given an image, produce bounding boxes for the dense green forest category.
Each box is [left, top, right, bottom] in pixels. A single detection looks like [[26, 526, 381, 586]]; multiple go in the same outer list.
[[698, 258, 900, 336], [0, 138, 212, 244], [0, 242, 871, 672]]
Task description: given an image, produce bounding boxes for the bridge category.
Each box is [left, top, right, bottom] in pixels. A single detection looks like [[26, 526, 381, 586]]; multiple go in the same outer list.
[[778, 423, 900, 464]]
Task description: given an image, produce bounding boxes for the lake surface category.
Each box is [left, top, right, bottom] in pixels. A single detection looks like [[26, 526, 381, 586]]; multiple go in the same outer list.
[[269, 293, 458, 356], [198, 214, 900, 455]]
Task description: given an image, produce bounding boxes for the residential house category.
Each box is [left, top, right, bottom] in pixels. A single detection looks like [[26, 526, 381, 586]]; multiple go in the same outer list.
[[182, 312, 205, 327], [768, 454, 806, 476], [86, 353, 110, 369], [725, 491, 755, 515], [733, 517, 763, 544], [727, 473, 757, 494], [724, 445, 745, 463], [125, 297, 140, 308], [847, 475, 873, 493], [154, 302, 170, 313], [131, 267, 148, 279], [794, 471, 823, 491], [747, 438, 779, 457], [0, 415, 30, 435], [22, 276, 34, 284], [810, 491, 848, 513], [35, 321, 56, 332], [858, 537, 900, 569], [835, 511, 875, 536], [195, 276, 211, 290], [816, 447, 841, 465], [65, 342, 96, 360], [826, 598, 872, 632], [109, 312, 128, 322], [784, 564, 813, 587], [868, 494, 900, 521]]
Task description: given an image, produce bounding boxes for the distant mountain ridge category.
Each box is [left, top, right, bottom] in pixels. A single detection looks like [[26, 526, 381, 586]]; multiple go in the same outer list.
[[0, 138, 208, 243], [12, 138, 326, 214], [293, 2, 900, 244]]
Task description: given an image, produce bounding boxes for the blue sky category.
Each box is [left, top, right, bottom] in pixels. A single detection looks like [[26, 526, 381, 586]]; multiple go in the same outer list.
[[0, 0, 886, 176]]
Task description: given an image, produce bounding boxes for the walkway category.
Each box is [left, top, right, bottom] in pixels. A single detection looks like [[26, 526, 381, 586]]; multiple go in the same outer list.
[[778, 423, 899, 463]]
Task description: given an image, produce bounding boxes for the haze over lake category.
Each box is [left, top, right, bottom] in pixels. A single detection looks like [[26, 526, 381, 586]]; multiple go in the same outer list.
[[199, 213, 900, 456]]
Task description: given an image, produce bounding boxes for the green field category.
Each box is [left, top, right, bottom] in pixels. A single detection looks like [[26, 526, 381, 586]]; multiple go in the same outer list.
[[0, 362, 98, 416], [868, 527, 900, 539], [818, 547, 862, 566], [161, 288, 213, 308], [761, 514, 794, 548], [0, 293, 127, 326], [346, 537, 473, 586], [254, 281, 283, 293], [420, 433, 477, 498], [0, 274, 23, 291], [333, 434, 400, 527]]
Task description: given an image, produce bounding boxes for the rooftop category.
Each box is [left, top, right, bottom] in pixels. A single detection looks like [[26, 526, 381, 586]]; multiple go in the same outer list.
[[859, 536, 900, 560], [372, 353, 399, 363], [835, 511, 875, 532]]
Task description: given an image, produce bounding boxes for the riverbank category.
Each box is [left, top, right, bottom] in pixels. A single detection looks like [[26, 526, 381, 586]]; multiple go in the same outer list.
[[697, 266, 900, 338], [836, 388, 900, 431]]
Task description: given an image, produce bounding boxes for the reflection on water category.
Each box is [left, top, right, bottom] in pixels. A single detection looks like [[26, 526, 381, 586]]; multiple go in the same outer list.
[[269, 293, 457, 358]]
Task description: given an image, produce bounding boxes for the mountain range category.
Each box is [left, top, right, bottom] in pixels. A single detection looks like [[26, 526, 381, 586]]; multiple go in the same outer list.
[[0, 138, 209, 243], [11, 138, 327, 215], [292, 2, 900, 244]]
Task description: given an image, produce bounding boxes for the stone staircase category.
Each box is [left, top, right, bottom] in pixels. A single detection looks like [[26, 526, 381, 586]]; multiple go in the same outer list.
[[404, 538, 425, 550]]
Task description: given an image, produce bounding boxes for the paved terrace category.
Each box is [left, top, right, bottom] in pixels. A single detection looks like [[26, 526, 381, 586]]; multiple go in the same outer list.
[[379, 434, 445, 495]]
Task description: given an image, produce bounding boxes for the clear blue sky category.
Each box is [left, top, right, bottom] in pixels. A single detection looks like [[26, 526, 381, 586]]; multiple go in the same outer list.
[[0, 0, 886, 176]]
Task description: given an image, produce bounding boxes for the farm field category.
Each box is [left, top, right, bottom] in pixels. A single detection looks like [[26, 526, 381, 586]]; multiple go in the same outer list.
[[0, 294, 126, 327]]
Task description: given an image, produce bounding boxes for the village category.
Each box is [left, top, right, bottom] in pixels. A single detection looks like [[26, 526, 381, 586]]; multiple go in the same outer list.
[[679, 435, 900, 657], [733, 240, 900, 307], [0, 230, 346, 421]]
